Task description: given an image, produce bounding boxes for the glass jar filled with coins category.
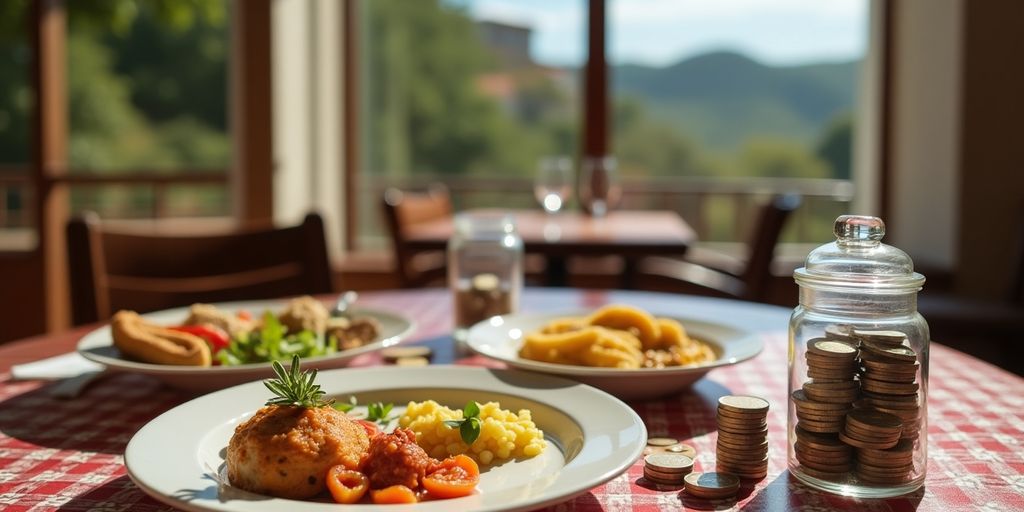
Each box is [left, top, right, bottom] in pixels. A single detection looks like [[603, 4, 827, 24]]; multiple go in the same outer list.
[[788, 215, 929, 498], [448, 212, 524, 344]]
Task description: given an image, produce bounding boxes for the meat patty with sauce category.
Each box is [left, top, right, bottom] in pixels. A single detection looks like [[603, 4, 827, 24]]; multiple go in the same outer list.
[[226, 405, 369, 499], [362, 428, 437, 489]]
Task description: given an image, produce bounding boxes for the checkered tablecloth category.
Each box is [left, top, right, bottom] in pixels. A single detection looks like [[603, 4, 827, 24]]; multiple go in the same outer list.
[[1, 290, 1022, 511]]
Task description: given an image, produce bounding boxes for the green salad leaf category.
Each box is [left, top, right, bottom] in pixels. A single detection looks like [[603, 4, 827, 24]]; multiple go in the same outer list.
[[443, 401, 482, 445], [217, 311, 337, 365]]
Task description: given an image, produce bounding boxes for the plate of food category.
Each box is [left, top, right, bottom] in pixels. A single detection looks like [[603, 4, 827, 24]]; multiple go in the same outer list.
[[124, 360, 647, 511], [77, 296, 415, 392], [465, 304, 763, 400]]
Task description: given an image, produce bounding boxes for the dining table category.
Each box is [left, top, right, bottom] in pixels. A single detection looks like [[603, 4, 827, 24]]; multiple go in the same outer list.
[[403, 209, 696, 287], [1, 287, 1022, 511]]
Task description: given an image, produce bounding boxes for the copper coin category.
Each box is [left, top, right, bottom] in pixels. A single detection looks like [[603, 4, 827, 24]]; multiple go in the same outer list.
[[793, 428, 851, 450], [837, 431, 898, 450], [794, 447, 852, 466], [805, 356, 860, 370], [857, 438, 913, 457], [717, 419, 769, 434], [843, 423, 901, 444], [716, 436, 769, 452], [716, 430, 770, 446], [645, 465, 691, 481], [796, 421, 843, 434], [716, 407, 769, 421], [807, 338, 859, 359], [852, 329, 908, 346], [684, 472, 741, 498], [716, 452, 769, 469], [856, 462, 915, 474], [796, 409, 848, 421], [645, 453, 695, 473], [860, 390, 918, 403], [857, 472, 916, 485], [846, 408, 904, 432], [794, 443, 852, 461], [856, 452, 913, 467], [715, 465, 768, 480], [647, 437, 679, 447], [718, 395, 770, 415], [792, 390, 854, 410], [859, 370, 917, 384], [716, 446, 769, 462], [806, 379, 861, 390], [802, 389, 860, 404], [861, 358, 919, 373], [794, 455, 853, 473], [861, 379, 919, 395]]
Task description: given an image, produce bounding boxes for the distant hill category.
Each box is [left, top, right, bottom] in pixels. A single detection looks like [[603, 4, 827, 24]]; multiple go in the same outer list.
[[613, 51, 859, 150]]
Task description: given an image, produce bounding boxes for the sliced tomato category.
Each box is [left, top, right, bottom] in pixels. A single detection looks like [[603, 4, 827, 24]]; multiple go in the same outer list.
[[236, 309, 252, 321], [423, 454, 479, 499], [169, 325, 230, 352], [371, 484, 418, 504], [355, 419, 380, 438], [325, 466, 368, 504]]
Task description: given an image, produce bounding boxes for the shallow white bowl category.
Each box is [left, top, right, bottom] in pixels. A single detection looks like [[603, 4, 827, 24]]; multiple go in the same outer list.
[[466, 310, 763, 400], [125, 366, 646, 512], [78, 299, 415, 392]]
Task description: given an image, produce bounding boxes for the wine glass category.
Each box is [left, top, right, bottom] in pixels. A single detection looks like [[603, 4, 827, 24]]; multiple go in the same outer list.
[[534, 156, 573, 214], [579, 156, 621, 217]]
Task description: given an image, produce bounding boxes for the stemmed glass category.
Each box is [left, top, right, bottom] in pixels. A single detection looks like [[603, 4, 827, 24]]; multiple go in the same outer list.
[[579, 156, 621, 218], [534, 156, 573, 214]]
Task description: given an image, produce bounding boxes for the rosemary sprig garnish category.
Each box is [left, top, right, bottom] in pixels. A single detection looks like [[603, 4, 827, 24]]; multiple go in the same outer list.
[[264, 354, 333, 408], [444, 401, 482, 444]]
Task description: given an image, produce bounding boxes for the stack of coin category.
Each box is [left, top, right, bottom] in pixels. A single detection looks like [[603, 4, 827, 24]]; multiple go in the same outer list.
[[855, 438, 914, 484], [643, 452, 694, 486], [796, 338, 860, 434], [715, 395, 769, 480], [683, 472, 741, 500], [854, 330, 922, 441], [839, 408, 902, 450], [792, 425, 853, 482]]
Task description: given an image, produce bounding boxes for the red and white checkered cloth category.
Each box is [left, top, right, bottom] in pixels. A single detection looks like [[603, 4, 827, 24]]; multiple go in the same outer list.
[[1, 292, 1022, 511]]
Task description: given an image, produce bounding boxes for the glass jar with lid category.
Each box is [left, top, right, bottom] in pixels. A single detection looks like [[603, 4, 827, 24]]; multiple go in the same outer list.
[[788, 215, 929, 498], [448, 212, 524, 342]]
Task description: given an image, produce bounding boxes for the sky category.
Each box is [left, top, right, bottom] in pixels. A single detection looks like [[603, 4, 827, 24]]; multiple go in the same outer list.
[[448, 0, 869, 67]]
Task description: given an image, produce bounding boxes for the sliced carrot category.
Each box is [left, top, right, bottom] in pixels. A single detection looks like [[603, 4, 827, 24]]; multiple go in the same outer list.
[[371, 484, 418, 504], [423, 454, 479, 499], [325, 466, 368, 504]]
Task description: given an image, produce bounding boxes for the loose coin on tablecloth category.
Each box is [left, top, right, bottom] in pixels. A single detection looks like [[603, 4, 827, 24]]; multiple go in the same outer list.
[[684, 472, 741, 499]]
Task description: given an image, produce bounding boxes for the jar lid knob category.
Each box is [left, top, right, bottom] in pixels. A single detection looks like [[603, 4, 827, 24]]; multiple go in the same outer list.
[[834, 215, 885, 244]]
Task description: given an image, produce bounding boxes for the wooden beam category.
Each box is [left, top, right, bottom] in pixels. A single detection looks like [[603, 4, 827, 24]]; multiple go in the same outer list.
[[342, 0, 359, 250], [30, 0, 69, 332], [231, 0, 274, 224], [583, 0, 608, 159]]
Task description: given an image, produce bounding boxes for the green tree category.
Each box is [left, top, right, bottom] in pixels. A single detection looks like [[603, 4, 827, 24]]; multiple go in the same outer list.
[[734, 137, 829, 179], [613, 96, 716, 178], [816, 112, 853, 180]]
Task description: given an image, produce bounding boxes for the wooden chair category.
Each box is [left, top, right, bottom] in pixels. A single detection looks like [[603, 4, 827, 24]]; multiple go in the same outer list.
[[637, 194, 802, 303], [382, 185, 451, 287], [67, 212, 334, 326]]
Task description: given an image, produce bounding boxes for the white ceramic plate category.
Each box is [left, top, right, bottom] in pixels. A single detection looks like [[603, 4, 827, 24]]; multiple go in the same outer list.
[[77, 299, 415, 392], [466, 310, 763, 400], [125, 366, 646, 512]]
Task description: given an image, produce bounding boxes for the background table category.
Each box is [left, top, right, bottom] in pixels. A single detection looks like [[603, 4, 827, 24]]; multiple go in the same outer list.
[[404, 210, 696, 287], [1, 288, 1023, 511]]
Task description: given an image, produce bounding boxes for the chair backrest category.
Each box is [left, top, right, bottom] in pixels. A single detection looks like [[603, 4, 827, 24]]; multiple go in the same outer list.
[[382, 185, 451, 287], [741, 193, 802, 302], [67, 212, 333, 326]]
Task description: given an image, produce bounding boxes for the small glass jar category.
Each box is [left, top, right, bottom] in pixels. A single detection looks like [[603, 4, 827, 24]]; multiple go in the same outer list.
[[448, 213, 524, 341], [788, 215, 929, 498]]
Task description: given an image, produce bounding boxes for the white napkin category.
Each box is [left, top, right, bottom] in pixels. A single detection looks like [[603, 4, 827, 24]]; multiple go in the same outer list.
[[10, 352, 104, 380]]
